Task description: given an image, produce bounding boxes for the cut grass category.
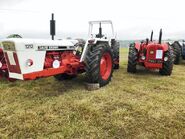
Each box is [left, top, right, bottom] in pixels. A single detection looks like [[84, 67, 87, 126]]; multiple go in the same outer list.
[[0, 48, 185, 138]]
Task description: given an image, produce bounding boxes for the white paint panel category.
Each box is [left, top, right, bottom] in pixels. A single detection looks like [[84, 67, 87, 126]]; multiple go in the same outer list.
[[16, 51, 46, 74], [156, 50, 163, 59], [2, 38, 75, 51], [9, 72, 23, 80]]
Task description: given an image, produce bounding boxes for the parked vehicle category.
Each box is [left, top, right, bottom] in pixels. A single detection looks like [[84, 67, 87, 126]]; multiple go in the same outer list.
[[127, 29, 173, 75]]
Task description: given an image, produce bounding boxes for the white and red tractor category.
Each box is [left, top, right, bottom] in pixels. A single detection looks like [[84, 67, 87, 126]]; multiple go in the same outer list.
[[0, 20, 119, 87]]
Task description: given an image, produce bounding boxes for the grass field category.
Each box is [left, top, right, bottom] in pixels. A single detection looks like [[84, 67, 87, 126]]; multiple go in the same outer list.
[[0, 48, 185, 138]]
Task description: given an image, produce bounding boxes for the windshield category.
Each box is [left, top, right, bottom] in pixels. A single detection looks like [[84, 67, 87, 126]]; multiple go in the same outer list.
[[89, 23, 114, 39]]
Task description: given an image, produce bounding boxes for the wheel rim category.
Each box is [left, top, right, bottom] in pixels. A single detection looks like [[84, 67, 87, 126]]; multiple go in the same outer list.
[[100, 52, 112, 80]]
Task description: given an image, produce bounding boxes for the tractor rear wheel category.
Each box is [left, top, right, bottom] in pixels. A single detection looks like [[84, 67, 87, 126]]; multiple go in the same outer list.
[[127, 43, 138, 73], [171, 41, 181, 64], [159, 46, 173, 76], [85, 43, 113, 87], [54, 73, 76, 81]]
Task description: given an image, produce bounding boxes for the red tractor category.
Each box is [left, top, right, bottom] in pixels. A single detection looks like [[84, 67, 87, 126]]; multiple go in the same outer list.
[[127, 29, 173, 75]]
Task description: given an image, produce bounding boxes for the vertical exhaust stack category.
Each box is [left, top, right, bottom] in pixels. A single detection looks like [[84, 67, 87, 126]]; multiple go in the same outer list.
[[150, 30, 153, 41], [159, 29, 162, 44], [99, 22, 102, 38], [50, 13, 56, 40]]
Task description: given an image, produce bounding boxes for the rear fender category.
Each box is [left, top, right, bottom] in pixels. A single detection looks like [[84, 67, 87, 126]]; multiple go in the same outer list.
[[162, 43, 169, 52], [134, 42, 141, 51], [80, 39, 109, 62]]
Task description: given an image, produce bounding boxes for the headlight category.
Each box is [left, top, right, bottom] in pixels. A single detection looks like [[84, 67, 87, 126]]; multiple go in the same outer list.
[[141, 56, 146, 60], [149, 50, 154, 54], [164, 57, 168, 61], [2, 41, 16, 51]]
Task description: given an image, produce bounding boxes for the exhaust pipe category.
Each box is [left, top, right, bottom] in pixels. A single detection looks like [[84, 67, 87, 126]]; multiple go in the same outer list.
[[50, 13, 56, 40], [159, 29, 162, 44], [99, 22, 102, 38], [150, 30, 153, 41]]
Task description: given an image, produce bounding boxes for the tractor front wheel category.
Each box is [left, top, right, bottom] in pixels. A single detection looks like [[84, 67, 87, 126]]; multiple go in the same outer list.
[[85, 43, 113, 87], [159, 46, 173, 76], [127, 43, 138, 73]]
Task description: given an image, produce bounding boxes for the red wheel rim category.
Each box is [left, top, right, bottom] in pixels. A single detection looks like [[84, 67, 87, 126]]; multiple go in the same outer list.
[[100, 52, 112, 80]]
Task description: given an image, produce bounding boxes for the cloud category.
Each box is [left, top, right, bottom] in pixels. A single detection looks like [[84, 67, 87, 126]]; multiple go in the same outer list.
[[0, 0, 185, 40], [0, 0, 25, 7]]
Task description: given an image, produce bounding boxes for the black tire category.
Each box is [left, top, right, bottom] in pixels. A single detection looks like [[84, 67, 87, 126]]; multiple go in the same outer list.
[[54, 73, 76, 81], [127, 43, 138, 73], [171, 41, 181, 64], [114, 64, 119, 69], [111, 40, 120, 69], [182, 44, 185, 60], [85, 43, 114, 87], [159, 46, 173, 76]]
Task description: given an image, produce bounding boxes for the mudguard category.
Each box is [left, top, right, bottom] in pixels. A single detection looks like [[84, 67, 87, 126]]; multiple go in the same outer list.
[[162, 43, 170, 52], [134, 42, 141, 51]]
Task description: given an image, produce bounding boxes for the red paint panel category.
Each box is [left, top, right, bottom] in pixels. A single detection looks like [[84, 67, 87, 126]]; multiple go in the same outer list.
[[144, 62, 162, 69], [23, 65, 67, 80], [4, 52, 21, 74]]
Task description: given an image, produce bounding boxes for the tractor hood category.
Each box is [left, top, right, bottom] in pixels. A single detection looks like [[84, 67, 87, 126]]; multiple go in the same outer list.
[[135, 42, 169, 52], [1, 38, 76, 52], [147, 43, 169, 52]]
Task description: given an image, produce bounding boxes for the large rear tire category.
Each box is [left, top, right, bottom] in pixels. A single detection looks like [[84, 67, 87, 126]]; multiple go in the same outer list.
[[159, 46, 173, 76], [85, 43, 113, 87], [171, 41, 181, 64], [127, 43, 138, 73]]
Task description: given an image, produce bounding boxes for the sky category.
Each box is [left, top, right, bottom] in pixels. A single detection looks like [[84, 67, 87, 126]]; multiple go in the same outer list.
[[0, 0, 185, 40]]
